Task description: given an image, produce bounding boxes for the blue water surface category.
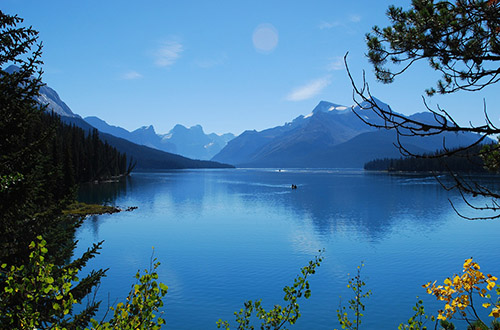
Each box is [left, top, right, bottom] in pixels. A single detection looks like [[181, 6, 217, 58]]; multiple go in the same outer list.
[[75, 169, 500, 329]]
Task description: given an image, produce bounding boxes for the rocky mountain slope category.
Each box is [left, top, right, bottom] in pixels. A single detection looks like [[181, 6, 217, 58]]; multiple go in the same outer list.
[[212, 98, 483, 168]]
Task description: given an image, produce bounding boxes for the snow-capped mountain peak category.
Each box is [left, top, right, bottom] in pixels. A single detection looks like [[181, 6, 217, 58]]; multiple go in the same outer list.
[[311, 101, 349, 114], [303, 101, 350, 119]]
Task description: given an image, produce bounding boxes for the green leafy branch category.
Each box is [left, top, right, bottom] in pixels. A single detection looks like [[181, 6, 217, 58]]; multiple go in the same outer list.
[[0, 236, 79, 329], [336, 262, 371, 330], [217, 251, 324, 330], [397, 299, 435, 330], [89, 254, 168, 330]]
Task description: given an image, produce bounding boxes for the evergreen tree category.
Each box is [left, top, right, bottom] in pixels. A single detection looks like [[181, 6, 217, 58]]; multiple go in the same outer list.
[[347, 0, 500, 219], [0, 10, 105, 328], [366, 0, 500, 96]]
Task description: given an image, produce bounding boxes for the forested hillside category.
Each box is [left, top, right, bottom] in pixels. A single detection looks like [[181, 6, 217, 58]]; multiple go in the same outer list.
[[47, 112, 134, 185], [364, 144, 489, 173]]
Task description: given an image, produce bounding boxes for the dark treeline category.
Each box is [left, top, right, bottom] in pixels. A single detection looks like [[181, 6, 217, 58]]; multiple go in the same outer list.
[[364, 144, 489, 173], [2, 88, 134, 267], [47, 112, 135, 187]]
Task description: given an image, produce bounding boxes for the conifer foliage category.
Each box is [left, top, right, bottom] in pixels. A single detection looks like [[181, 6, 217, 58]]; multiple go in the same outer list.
[[0, 9, 74, 269], [366, 0, 500, 96], [348, 0, 500, 219], [47, 113, 134, 185], [0, 10, 130, 328]]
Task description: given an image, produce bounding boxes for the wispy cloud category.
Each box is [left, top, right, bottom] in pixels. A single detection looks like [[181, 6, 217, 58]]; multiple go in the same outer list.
[[319, 15, 361, 30], [121, 70, 143, 80], [349, 15, 361, 23], [327, 57, 344, 71], [154, 40, 183, 67], [286, 76, 331, 101], [319, 21, 341, 30], [194, 54, 228, 69]]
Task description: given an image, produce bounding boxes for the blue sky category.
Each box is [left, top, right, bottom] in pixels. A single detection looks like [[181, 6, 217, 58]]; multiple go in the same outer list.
[[3, 1, 499, 135]]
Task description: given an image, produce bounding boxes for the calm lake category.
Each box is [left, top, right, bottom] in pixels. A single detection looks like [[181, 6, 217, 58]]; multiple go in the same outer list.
[[75, 169, 500, 329]]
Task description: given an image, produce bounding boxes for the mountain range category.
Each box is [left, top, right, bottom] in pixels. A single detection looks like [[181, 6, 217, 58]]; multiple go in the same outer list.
[[84, 117, 234, 161], [24, 62, 484, 170], [21, 65, 233, 170], [211, 98, 485, 168]]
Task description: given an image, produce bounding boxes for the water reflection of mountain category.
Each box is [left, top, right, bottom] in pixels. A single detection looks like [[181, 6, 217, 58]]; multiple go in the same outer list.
[[79, 169, 460, 242], [285, 172, 454, 241], [220, 170, 455, 242]]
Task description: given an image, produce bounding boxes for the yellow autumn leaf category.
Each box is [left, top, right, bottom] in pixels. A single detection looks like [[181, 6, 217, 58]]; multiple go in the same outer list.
[[489, 307, 500, 318], [483, 303, 491, 308]]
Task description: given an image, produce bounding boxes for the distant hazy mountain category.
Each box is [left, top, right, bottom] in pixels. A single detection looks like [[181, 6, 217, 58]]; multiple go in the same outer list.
[[62, 116, 233, 169], [84, 116, 136, 141], [85, 117, 177, 154], [160, 124, 234, 160], [212, 98, 484, 168], [212, 100, 379, 166], [84, 116, 234, 160], [22, 67, 233, 169]]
